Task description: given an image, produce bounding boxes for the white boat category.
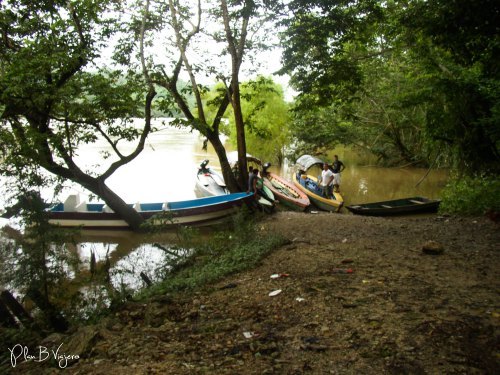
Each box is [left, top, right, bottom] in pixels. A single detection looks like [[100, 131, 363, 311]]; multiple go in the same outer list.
[[48, 193, 254, 229]]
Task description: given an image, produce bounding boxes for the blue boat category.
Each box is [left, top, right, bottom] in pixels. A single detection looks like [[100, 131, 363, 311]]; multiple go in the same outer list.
[[48, 192, 254, 229]]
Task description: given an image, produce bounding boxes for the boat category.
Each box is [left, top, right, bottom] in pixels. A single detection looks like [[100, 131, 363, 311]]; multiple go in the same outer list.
[[261, 163, 310, 211], [194, 152, 276, 213], [346, 197, 441, 216], [47, 192, 254, 229], [194, 159, 229, 197], [227, 152, 276, 212], [227, 152, 309, 211], [293, 155, 344, 212]]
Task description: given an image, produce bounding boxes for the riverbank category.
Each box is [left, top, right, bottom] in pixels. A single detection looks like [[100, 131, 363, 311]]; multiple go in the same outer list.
[[4, 211, 500, 374]]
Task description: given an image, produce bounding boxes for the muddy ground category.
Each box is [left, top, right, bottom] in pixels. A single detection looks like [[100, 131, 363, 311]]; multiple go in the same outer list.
[[5, 211, 500, 374]]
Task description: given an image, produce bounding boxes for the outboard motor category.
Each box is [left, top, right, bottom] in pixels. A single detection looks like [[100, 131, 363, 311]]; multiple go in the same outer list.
[[200, 159, 209, 172]]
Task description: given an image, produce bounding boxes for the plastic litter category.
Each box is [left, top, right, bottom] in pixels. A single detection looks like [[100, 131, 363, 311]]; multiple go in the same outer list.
[[243, 331, 256, 339], [270, 273, 289, 279], [295, 297, 305, 302], [268, 289, 282, 297], [331, 268, 353, 274]]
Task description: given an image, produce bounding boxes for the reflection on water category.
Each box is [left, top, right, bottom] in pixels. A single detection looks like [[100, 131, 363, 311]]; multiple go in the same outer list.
[[78, 242, 118, 268], [74, 233, 192, 293], [72, 240, 192, 319], [110, 243, 191, 291]]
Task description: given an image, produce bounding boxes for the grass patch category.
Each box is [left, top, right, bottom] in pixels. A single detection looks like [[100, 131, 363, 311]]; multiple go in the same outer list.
[[137, 210, 287, 299]]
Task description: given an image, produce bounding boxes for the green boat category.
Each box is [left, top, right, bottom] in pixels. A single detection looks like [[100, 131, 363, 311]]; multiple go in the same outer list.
[[346, 197, 441, 216]]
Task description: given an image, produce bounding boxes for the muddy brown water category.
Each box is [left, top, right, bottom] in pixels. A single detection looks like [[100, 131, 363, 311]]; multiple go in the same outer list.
[[0, 120, 449, 299]]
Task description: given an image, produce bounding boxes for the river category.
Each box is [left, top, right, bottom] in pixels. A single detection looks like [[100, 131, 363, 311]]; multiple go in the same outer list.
[[0, 119, 448, 302]]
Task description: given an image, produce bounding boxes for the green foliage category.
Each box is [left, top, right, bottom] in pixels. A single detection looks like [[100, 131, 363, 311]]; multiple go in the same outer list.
[[439, 175, 500, 215], [138, 210, 287, 298], [0, 190, 81, 330], [279, 0, 383, 104], [224, 76, 291, 164], [280, 0, 500, 172], [398, 0, 500, 171]]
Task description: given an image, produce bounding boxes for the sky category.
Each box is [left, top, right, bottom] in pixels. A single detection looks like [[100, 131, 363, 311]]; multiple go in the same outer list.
[[95, 2, 296, 102]]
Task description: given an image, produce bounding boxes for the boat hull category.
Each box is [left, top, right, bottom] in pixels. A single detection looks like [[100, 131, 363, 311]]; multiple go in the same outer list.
[[194, 160, 275, 211], [264, 173, 310, 211], [292, 173, 343, 212], [346, 197, 441, 216], [194, 168, 229, 197], [48, 193, 254, 229]]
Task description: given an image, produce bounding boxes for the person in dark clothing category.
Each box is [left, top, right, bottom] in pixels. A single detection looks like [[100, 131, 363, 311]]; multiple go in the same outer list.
[[331, 155, 345, 193]]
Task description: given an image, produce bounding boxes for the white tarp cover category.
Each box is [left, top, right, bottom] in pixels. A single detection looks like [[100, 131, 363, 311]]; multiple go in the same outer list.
[[295, 155, 326, 171]]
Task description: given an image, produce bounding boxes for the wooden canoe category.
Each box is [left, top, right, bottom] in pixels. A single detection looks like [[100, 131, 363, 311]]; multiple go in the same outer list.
[[264, 172, 310, 211], [346, 197, 441, 216]]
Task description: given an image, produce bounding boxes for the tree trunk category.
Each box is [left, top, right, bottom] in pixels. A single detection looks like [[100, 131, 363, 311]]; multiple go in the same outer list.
[[94, 180, 145, 231], [0, 298, 18, 328], [208, 133, 241, 192], [74, 176, 145, 231], [0, 290, 34, 328], [231, 82, 249, 189]]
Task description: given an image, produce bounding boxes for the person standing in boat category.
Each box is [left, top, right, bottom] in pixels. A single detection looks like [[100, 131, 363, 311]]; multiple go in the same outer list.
[[331, 155, 345, 193], [320, 163, 334, 198]]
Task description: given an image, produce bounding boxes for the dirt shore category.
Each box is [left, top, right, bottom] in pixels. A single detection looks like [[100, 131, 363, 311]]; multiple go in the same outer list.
[[7, 211, 500, 374]]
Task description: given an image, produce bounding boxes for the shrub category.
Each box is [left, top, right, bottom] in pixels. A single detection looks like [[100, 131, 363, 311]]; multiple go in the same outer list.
[[440, 174, 500, 215]]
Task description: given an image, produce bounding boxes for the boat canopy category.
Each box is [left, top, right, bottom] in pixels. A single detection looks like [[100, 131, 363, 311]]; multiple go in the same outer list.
[[227, 151, 262, 169], [295, 155, 326, 171]]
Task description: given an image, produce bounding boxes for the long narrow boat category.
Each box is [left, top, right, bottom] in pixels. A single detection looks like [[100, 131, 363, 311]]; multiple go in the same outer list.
[[48, 192, 254, 229], [346, 197, 441, 216], [262, 167, 310, 211], [227, 152, 310, 211], [293, 155, 344, 212]]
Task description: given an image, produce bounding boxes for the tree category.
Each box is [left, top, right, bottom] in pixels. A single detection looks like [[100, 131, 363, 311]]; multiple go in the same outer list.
[[1, 0, 283, 230], [129, 0, 281, 191], [279, 0, 382, 106], [400, 0, 500, 172], [225, 76, 291, 165], [0, 0, 156, 230], [279, 0, 500, 172]]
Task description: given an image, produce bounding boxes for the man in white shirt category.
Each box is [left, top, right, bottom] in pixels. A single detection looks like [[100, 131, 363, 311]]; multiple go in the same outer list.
[[320, 163, 334, 198]]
